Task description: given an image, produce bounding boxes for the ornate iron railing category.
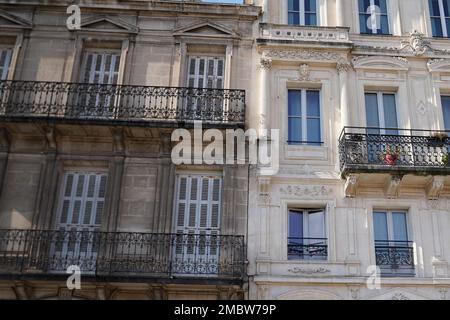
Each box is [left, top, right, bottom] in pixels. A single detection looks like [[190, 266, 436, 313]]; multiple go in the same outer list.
[[0, 81, 245, 127], [339, 127, 450, 177], [375, 240, 415, 277], [0, 229, 245, 281], [287, 237, 328, 260]]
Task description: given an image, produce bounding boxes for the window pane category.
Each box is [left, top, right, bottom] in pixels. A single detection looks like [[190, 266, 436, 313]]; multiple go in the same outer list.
[[305, 13, 317, 26], [383, 94, 398, 134], [429, 0, 441, 16], [289, 210, 303, 239], [365, 93, 380, 132], [305, 0, 316, 12], [379, 15, 390, 34], [375, 0, 388, 14], [392, 212, 408, 242], [359, 0, 371, 12], [373, 212, 388, 242], [288, 90, 302, 116], [360, 14, 371, 33], [307, 118, 321, 144], [288, 118, 302, 143], [446, 18, 450, 36], [289, 0, 299, 11], [444, 0, 450, 16], [306, 90, 320, 117], [288, 12, 300, 25], [431, 17, 444, 37], [442, 96, 450, 130], [308, 210, 325, 239]]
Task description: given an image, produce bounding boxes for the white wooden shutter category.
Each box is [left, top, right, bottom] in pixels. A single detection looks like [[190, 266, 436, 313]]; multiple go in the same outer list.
[[58, 172, 108, 231], [81, 51, 120, 85], [187, 56, 224, 89], [0, 48, 12, 80], [174, 174, 222, 234]]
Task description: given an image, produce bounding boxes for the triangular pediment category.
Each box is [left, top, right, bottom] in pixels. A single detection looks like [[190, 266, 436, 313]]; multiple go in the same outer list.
[[173, 21, 239, 38], [0, 9, 32, 29], [80, 15, 138, 34]]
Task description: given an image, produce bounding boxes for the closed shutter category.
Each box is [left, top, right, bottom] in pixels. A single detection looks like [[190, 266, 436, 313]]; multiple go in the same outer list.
[[0, 48, 12, 80], [187, 56, 224, 89], [81, 51, 120, 85], [174, 174, 222, 234], [58, 172, 108, 231]]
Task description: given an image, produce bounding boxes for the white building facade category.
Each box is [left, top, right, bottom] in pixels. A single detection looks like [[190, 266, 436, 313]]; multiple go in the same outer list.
[[248, 0, 450, 300]]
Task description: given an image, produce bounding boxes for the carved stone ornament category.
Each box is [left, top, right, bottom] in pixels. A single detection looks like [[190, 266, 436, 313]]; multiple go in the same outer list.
[[298, 64, 311, 80], [263, 49, 342, 62], [400, 30, 432, 56], [280, 185, 333, 197], [287, 267, 331, 274], [391, 293, 410, 300], [259, 57, 272, 70]]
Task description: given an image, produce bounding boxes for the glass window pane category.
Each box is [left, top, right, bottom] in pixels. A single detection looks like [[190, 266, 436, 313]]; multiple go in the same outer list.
[[305, 13, 317, 26], [392, 212, 408, 242], [288, 118, 302, 143], [289, 210, 303, 239], [306, 90, 320, 117], [307, 211, 325, 239], [305, 0, 316, 12], [431, 17, 444, 37], [289, 12, 300, 25], [360, 14, 371, 33], [359, 0, 371, 12], [379, 15, 390, 34], [288, 0, 295, 11], [383, 94, 398, 134], [429, 0, 441, 16], [365, 93, 380, 131], [373, 212, 388, 242], [288, 90, 302, 116], [444, 0, 450, 16], [442, 96, 450, 130], [307, 118, 321, 144], [376, 0, 388, 14], [446, 18, 450, 36]]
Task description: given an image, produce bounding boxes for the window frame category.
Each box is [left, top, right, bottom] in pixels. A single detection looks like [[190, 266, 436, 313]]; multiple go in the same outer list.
[[288, 0, 318, 26], [364, 91, 399, 135], [429, 0, 450, 37], [373, 210, 410, 243], [441, 95, 450, 130], [0, 46, 13, 80], [186, 55, 225, 89], [287, 88, 322, 146], [79, 49, 122, 85], [358, 0, 391, 35]]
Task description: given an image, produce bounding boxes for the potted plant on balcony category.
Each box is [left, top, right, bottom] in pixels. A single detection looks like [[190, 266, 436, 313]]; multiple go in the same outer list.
[[383, 146, 400, 165], [428, 132, 448, 147], [442, 153, 450, 166]]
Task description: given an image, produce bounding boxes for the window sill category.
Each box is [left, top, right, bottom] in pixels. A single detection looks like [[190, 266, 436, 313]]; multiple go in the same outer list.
[[285, 143, 328, 161]]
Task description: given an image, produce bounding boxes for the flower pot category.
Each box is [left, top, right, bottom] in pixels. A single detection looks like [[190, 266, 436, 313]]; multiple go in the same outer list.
[[385, 154, 398, 165]]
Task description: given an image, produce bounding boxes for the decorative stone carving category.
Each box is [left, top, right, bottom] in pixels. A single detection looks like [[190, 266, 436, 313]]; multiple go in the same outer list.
[[299, 64, 311, 80], [279, 185, 333, 198], [352, 55, 410, 71], [259, 57, 272, 70], [401, 30, 432, 56], [263, 49, 342, 62], [287, 267, 331, 274], [391, 293, 410, 300], [427, 58, 450, 73], [385, 175, 402, 199], [258, 177, 271, 206], [336, 59, 352, 73], [416, 101, 426, 115], [349, 287, 360, 300], [344, 174, 359, 198], [112, 128, 125, 154], [45, 127, 57, 150], [258, 285, 268, 300], [426, 176, 445, 200], [438, 288, 448, 300]]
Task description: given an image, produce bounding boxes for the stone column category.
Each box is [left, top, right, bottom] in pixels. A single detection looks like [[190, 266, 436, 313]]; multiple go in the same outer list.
[[336, 0, 345, 27], [259, 57, 272, 136], [337, 60, 352, 129]]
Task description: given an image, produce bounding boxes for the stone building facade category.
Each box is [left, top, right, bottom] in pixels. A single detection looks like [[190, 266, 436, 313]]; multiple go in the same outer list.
[[0, 0, 258, 300], [248, 0, 450, 300]]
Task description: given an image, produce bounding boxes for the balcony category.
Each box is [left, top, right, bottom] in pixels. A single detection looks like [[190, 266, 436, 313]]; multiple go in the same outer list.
[[375, 240, 415, 277], [259, 23, 351, 45], [339, 127, 450, 178], [0, 229, 245, 283], [287, 237, 328, 261], [0, 81, 246, 128]]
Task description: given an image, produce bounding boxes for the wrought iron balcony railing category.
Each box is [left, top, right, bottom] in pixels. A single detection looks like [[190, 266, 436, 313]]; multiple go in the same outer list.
[[375, 240, 415, 277], [287, 237, 328, 260], [0, 81, 246, 127], [339, 127, 450, 177], [0, 229, 245, 282]]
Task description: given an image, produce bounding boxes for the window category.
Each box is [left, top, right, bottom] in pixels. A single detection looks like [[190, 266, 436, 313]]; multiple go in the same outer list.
[[442, 96, 450, 129], [288, 209, 327, 260], [0, 48, 12, 80], [359, 0, 390, 34], [365, 92, 398, 135], [288, 89, 321, 145], [373, 210, 414, 276], [52, 172, 108, 271], [80, 51, 121, 84], [288, 0, 317, 26], [429, 0, 450, 37], [187, 56, 224, 89], [173, 174, 222, 274]]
